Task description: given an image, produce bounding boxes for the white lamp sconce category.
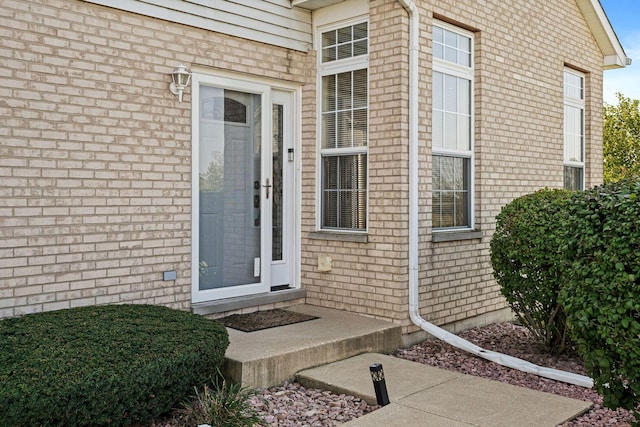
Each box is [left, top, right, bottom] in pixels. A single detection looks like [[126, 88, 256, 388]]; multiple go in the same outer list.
[[169, 64, 192, 102]]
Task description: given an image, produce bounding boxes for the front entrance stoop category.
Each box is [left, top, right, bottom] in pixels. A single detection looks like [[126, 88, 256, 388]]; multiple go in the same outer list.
[[222, 304, 402, 389]]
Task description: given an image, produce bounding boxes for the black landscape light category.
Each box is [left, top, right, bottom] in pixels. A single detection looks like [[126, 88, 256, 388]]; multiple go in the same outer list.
[[369, 363, 390, 406]]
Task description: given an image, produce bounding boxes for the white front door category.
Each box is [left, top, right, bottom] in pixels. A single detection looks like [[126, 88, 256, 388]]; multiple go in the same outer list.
[[192, 74, 296, 302]]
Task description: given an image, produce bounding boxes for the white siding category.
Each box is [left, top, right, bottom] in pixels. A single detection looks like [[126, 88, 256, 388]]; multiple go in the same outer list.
[[82, 0, 313, 51]]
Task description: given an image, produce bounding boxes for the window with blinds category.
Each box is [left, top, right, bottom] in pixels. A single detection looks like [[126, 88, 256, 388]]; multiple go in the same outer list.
[[432, 22, 474, 230], [319, 21, 369, 231]]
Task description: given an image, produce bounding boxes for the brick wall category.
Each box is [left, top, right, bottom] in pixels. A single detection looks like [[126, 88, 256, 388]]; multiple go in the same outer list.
[[422, 0, 603, 331], [1, 0, 606, 330], [0, 0, 311, 317], [303, 0, 604, 333], [302, 1, 412, 323]]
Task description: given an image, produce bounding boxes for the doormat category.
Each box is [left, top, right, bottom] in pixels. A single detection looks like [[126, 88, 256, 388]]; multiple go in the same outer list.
[[220, 308, 319, 332]]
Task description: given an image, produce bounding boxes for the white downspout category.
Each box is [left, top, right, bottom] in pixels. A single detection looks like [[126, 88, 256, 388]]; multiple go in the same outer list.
[[396, 0, 593, 388]]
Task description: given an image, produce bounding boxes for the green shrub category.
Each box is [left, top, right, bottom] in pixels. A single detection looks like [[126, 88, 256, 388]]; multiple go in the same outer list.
[[560, 180, 640, 418], [179, 374, 265, 427], [490, 188, 573, 353], [0, 304, 229, 426]]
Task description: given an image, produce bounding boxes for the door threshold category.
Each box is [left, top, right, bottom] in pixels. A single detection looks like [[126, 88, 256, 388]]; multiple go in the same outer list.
[[192, 288, 306, 316], [270, 284, 291, 292]]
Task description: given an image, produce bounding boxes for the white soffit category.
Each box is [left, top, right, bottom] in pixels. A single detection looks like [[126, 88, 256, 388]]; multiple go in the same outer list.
[[576, 0, 629, 69], [292, 0, 345, 11]]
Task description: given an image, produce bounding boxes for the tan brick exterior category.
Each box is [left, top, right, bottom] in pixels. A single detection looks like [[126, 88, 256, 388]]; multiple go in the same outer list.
[[2, 0, 606, 335], [1, 0, 312, 317], [302, 0, 604, 334]]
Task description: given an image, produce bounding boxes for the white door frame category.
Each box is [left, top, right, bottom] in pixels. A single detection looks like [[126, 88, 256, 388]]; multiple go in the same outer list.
[[191, 72, 299, 303], [270, 89, 296, 288]]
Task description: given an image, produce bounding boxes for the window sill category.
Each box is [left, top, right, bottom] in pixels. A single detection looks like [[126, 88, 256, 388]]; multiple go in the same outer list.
[[307, 231, 368, 243], [432, 230, 484, 242]]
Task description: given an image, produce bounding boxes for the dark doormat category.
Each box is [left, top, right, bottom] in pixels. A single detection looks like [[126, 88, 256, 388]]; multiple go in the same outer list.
[[220, 308, 319, 332]]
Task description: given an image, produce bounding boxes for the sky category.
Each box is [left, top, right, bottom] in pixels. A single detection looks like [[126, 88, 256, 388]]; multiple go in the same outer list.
[[599, 0, 640, 104]]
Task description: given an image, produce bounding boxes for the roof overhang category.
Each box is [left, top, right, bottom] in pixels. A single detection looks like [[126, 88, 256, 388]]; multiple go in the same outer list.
[[572, 0, 629, 69]]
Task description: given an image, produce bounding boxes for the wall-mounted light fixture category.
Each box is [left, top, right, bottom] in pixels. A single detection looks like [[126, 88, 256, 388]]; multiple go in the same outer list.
[[169, 64, 191, 102]]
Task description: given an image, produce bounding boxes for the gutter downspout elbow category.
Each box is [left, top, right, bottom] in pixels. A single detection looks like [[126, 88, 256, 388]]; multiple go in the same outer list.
[[398, 0, 593, 388]]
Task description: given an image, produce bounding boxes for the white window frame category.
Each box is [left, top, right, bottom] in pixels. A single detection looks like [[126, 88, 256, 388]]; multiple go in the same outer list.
[[432, 21, 475, 231], [316, 16, 370, 232], [563, 68, 585, 191]]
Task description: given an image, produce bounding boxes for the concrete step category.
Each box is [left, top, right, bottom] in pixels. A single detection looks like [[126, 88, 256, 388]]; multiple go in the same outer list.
[[223, 305, 402, 389], [296, 353, 592, 427]]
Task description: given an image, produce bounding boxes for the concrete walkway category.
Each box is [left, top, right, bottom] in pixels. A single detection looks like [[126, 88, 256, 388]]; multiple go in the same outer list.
[[223, 304, 591, 426], [297, 353, 592, 427]]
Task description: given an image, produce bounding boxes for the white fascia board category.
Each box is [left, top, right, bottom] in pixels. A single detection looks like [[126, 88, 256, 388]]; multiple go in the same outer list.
[[576, 0, 629, 69], [604, 54, 627, 68]]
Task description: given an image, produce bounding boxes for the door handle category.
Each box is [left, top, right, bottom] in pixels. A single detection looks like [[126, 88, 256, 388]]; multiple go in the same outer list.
[[263, 178, 272, 199]]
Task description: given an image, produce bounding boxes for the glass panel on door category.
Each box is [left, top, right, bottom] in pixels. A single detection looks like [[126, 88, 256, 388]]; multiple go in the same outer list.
[[272, 104, 284, 262], [198, 87, 262, 290]]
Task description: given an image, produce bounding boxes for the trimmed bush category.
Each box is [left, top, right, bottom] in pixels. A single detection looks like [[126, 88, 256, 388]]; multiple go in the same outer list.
[[560, 180, 640, 416], [0, 304, 229, 426], [490, 188, 573, 353]]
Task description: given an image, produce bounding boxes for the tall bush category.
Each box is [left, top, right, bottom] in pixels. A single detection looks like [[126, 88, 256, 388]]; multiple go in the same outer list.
[[560, 180, 640, 418], [490, 188, 572, 353], [603, 93, 640, 183]]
